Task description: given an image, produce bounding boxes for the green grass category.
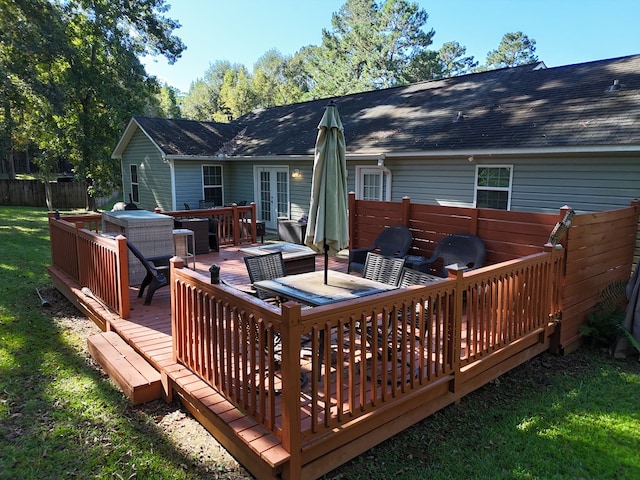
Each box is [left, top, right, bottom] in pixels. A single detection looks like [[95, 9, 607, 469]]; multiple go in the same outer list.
[[328, 352, 640, 479], [1, 207, 639, 479], [0, 207, 229, 479]]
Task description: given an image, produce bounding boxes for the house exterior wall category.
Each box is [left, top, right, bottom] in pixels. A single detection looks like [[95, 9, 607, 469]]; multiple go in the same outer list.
[[510, 156, 640, 212], [120, 130, 172, 210], [174, 160, 276, 211], [209, 154, 640, 221], [223, 161, 254, 205], [384, 155, 640, 213], [174, 161, 209, 210], [127, 148, 640, 219]]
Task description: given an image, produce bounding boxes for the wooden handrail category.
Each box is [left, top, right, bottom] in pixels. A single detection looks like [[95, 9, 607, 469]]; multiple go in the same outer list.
[[159, 203, 257, 246], [170, 248, 561, 451], [48, 217, 130, 318]]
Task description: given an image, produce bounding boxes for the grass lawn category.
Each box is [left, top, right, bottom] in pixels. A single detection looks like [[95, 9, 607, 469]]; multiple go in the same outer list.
[[1, 206, 639, 479]]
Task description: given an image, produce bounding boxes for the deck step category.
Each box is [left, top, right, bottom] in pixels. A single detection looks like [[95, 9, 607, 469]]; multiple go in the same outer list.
[[88, 331, 162, 404]]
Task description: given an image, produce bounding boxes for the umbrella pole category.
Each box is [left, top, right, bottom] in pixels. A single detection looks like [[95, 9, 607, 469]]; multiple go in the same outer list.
[[324, 241, 328, 284]]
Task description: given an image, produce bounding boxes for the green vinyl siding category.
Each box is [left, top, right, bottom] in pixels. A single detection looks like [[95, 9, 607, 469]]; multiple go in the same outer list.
[[510, 157, 640, 213], [120, 130, 172, 210], [389, 160, 476, 207]]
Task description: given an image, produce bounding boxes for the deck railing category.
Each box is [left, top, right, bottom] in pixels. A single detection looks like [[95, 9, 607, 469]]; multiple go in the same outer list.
[[47, 205, 260, 319], [170, 244, 564, 457], [48, 216, 130, 318], [161, 202, 258, 246]]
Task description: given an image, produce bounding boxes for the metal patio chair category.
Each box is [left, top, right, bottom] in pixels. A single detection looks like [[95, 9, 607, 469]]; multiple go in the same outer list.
[[362, 251, 406, 285]]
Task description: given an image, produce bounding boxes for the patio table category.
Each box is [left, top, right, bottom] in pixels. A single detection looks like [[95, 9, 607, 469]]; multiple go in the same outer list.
[[254, 270, 398, 307], [255, 270, 398, 381]]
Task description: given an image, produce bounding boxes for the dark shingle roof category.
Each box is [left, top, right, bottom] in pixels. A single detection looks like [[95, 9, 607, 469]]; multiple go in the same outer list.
[[131, 55, 640, 158], [133, 116, 243, 157]]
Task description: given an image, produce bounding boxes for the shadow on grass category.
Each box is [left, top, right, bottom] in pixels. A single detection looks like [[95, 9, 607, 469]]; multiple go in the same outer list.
[[0, 207, 248, 479], [324, 350, 640, 480]]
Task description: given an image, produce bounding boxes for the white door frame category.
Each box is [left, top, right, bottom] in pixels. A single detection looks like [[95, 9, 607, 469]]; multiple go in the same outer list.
[[253, 166, 290, 229]]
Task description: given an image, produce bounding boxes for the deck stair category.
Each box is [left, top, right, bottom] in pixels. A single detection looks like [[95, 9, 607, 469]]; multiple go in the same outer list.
[[88, 331, 162, 404]]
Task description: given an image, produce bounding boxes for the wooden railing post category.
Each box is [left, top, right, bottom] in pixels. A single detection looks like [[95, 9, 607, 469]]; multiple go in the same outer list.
[[545, 243, 564, 353], [447, 265, 465, 394], [76, 225, 86, 288], [279, 302, 303, 476], [250, 202, 257, 244], [348, 192, 356, 249], [401, 196, 411, 227], [232, 203, 240, 245], [170, 257, 185, 364], [115, 235, 130, 320]]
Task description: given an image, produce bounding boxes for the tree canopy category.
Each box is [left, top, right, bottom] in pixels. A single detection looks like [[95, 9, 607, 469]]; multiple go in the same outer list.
[[485, 31, 538, 69], [306, 0, 437, 97], [2, 0, 542, 195], [0, 0, 184, 196]]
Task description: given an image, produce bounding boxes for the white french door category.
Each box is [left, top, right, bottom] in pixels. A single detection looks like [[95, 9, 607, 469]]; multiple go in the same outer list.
[[255, 167, 289, 229]]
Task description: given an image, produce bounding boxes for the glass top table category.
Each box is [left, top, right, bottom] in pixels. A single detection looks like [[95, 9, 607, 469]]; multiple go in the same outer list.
[[253, 270, 397, 307]]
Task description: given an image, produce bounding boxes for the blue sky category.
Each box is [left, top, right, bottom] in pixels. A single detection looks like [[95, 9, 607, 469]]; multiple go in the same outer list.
[[142, 0, 640, 93]]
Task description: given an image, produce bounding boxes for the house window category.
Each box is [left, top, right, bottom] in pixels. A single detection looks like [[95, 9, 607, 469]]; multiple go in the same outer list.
[[202, 165, 223, 206], [130, 165, 139, 202], [475, 166, 512, 210], [356, 166, 391, 201]]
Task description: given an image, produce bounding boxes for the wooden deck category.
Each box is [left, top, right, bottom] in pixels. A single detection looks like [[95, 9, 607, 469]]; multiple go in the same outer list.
[[53, 246, 480, 478], [52, 243, 350, 478], [48, 198, 640, 479]]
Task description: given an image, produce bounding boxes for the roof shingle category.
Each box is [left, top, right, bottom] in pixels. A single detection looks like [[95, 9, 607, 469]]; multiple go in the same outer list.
[[131, 55, 640, 158]]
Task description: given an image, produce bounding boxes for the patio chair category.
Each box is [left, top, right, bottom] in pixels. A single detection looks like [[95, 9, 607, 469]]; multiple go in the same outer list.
[[125, 240, 172, 305], [397, 266, 442, 287], [396, 267, 441, 333], [414, 233, 486, 278], [243, 251, 286, 303], [348, 225, 412, 274], [362, 252, 406, 285]]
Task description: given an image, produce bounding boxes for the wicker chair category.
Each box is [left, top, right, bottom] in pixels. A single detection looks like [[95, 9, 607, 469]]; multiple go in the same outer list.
[[397, 267, 441, 287], [348, 225, 412, 274], [243, 251, 286, 302], [362, 252, 406, 285]]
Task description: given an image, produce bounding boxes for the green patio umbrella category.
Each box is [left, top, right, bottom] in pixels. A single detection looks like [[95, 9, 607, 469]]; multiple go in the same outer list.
[[305, 100, 349, 284]]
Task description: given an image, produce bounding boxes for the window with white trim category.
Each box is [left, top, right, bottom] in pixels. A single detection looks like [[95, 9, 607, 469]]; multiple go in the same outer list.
[[202, 165, 223, 206], [356, 166, 391, 201], [475, 165, 512, 210], [130, 164, 139, 202]]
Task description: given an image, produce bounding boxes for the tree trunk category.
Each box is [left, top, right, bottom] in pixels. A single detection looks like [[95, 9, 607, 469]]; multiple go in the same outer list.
[[3, 101, 16, 179], [4, 150, 16, 180]]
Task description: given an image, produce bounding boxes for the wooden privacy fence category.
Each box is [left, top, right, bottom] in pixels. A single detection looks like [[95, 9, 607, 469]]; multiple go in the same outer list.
[[348, 194, 640, 353], [1, 179, 87, 208], [170, 244, 564, 479]]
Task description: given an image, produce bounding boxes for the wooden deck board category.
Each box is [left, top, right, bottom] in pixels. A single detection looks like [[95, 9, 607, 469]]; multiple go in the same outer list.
[[87, 331, 162, 404]]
